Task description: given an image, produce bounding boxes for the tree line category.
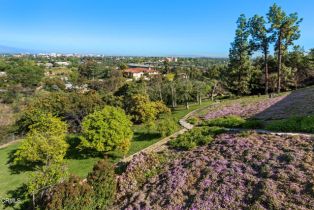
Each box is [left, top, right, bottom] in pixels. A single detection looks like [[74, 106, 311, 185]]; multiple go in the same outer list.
[[228, 3, 313, 95]]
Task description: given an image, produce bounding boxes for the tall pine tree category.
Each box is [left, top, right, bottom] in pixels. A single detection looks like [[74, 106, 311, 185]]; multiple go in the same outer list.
[[228, 14, 252, 95], [267, 3, 302, 93], [249, 15, 274, 94]]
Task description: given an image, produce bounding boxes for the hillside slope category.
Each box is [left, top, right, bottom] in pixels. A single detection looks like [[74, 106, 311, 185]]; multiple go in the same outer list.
[[202, 86, 314, 121], [115, 133, 314, 209]]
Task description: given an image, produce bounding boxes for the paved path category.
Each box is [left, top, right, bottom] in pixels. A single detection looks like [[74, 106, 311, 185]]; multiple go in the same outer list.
[[120, 101, 313, 163], [227, 128, 313, 138], [120, 105, 206, 163]]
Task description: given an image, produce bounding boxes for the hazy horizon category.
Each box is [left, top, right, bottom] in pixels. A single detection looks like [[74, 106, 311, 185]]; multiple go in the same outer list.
[[1, 0, 313, 56]]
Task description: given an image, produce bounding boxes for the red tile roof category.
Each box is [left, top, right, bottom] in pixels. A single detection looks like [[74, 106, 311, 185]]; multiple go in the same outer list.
[[124, 68, 158, 73]]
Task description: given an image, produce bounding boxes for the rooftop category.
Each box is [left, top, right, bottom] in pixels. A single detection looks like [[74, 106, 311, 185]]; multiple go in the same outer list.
[[124, 68, 158, 73]]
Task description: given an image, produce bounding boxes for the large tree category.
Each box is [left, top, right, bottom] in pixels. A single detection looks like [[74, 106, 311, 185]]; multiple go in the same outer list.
[[14, 114, 68, 166], [228, 14, 252, 95], [176, 78, 193, 109], [79, 106, 133, 155], [249, 15, 274, 94], [267, 3, 302, 93]]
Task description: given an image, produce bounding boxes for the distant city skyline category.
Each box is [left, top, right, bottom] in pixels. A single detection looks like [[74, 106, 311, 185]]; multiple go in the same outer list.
[[0, 0, 313, 56]]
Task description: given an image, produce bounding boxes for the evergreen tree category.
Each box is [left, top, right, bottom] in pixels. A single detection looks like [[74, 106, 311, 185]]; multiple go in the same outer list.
[[249, 15, 274, 94], [228, 14, 252, 95], [267, 3, 302, 93]]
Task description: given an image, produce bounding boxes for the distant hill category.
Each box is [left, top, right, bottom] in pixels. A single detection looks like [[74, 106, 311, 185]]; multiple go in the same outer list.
[[0, 45, 36, 54]]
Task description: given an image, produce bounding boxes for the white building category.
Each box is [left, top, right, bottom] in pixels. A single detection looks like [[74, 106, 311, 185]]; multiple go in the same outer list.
[[55, 61, 70, 67]]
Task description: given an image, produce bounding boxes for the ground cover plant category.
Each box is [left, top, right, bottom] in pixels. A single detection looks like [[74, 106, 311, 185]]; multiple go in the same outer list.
[[115, 133, 314, 209], [266, 115, 314, 133], [202, 115, 264, 129], [169, 126, 226, 150]]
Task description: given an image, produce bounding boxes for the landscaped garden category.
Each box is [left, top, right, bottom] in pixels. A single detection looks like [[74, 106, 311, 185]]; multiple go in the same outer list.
[[0, 100, 213, 209], [114, 132, 314, 209]]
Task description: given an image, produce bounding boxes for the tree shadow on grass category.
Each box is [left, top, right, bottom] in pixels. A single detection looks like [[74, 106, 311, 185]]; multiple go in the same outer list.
[[64, 134, 103, 160], [3, 184, 31, 210], [133, 132, 161, 142], [6, 149, 38, 175]]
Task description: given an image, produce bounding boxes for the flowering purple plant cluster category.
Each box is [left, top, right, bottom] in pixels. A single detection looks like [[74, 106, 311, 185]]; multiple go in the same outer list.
[[204, 96, 285, 120], [114, 133, 314, 209]]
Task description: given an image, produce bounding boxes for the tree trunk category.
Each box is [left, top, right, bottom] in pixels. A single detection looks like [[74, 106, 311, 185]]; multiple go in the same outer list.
[[211, 82, 217, 101], [171, 83, 176, 108], [32, 193, 36, 209], [197, 93, 201, 105], [264, 50, 269, 95], [186, 101, 189, 109], [277, 30, 282, 93]]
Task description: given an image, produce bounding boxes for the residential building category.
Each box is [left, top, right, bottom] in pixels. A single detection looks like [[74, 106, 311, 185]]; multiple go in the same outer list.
[[123, 68, 159, 80]]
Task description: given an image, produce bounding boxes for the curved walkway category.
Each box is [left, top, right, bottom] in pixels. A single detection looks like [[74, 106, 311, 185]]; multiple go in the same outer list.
[[120, 101, 313, 163], [227, 128, 313, 138], [120, 105, 209, 163]]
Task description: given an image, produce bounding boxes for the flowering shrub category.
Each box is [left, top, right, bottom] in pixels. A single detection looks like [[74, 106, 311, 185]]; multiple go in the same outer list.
[[114, 133, 314, 209]]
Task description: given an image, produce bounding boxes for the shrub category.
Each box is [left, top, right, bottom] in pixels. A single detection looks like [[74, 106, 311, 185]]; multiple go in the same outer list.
[[157, 116, 178, 137], [169, 127, 214, 150], [27, 163, 68, 206], [187, 116, 199, 125], [205, 115, 246, 128], [203, 116, 264, 129], [206, 126, 227, 135], [37, 159, 117, 210], [242, 119, 264, 129], [38, 175, 94, 210], [87, 159, 117, 209], [266, 116, 314, 133]]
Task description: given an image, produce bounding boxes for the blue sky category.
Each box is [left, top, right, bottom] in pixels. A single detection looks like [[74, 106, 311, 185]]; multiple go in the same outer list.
[[0, 0, 313, 56]]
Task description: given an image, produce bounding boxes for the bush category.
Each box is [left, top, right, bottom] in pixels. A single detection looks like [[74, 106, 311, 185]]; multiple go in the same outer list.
[[37, 159, 117, 210], [38, 175, 94, 210], [206, 126, 227, 135], [169, 127, 214, 150], [266, 116, 314, 133], [87, 159, 116, 209], [157, 116, 178, 137], [187, 116, 199, 125], [203, 116, 264, 129], [27, 163, 68, 206], [205, 115, 246, 128], [242, 119, 264, 129]]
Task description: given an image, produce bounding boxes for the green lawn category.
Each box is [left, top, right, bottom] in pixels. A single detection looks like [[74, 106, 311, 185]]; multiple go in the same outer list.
[[0, 100, 214, 207]]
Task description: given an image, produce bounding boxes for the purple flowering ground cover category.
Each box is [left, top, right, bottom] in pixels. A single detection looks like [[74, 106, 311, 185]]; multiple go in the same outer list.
[[114, 133, 314, 209], [203, 86, 314, 121], [204, 95, 286, 120]]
